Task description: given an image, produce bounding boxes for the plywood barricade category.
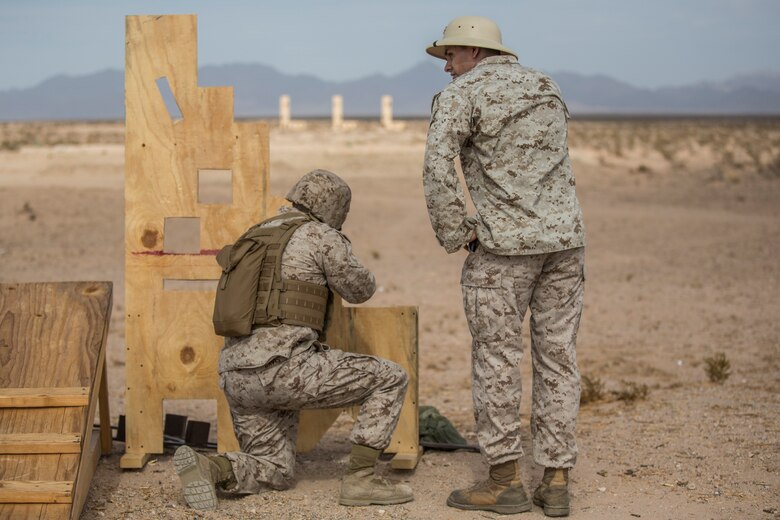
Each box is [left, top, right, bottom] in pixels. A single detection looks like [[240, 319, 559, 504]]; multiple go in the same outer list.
[[0, 282, 113, 520], [122, 14, 420, 471], [297, 296, 421, 469]]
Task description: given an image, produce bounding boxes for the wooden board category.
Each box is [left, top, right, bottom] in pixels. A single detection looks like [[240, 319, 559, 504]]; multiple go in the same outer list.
[[0, 282, 113, 519], [0, 388, 89, 408], [297, 298, 421, 469], [0, 434, 81, 454], [0, 481, 73, 504]]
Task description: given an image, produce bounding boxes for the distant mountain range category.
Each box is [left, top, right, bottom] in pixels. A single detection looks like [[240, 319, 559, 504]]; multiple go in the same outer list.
[[1, 62, 779, 121]]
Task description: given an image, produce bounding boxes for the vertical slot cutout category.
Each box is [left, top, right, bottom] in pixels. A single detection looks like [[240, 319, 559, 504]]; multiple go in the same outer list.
[[163, 217, 200, 254], [156, 76, 184, 121]]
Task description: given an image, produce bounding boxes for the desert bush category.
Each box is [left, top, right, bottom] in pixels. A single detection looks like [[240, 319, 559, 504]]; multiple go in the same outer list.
[[580, 374, 606, 405], [613, 381, 649, 402], [703, 352, 731, 383], [759, 155, 780, 179], [0, 140, 22, 152]]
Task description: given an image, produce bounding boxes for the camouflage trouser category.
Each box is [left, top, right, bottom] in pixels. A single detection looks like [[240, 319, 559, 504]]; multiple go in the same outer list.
[[461, 246, 584, 468], [219, 343, 408, 494]]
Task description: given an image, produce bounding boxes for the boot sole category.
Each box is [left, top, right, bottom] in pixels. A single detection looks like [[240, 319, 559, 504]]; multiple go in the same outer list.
[[447, 496, 532, 515], [339, 496, 414, 506], [174, 446, 217, 511], [532, 497, 570, 517]]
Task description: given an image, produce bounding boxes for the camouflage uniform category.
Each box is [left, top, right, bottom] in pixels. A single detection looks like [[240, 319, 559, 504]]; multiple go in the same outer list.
[[218, 171, 408, 494], [424, 56, 585, 469]]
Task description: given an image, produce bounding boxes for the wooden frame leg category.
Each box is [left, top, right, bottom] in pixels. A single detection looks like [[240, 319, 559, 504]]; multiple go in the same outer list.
[[98, 360, 112, 455]]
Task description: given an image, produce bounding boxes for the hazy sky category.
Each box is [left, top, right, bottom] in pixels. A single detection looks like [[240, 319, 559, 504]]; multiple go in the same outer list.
[[1, 0, 778, 91]]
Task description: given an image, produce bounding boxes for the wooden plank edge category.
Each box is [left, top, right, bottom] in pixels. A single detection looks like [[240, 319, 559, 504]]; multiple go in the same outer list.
[[0, 433, 81, 454], [70, 431, 101, 520], [98, 359, 113, 455], [0, 481, 73, 504], [0, 388, 89, 408], [389, 447, 423, 470]]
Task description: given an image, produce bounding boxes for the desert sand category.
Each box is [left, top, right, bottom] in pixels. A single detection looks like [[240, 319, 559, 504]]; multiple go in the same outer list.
[[1, 118, 778, 519]]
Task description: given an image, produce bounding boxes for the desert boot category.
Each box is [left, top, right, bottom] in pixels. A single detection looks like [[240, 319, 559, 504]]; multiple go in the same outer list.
[[533, 467, 571, 517], [174, 445, 235, 511], [447, 459, 532, 514], [339, 444, 414, 506]]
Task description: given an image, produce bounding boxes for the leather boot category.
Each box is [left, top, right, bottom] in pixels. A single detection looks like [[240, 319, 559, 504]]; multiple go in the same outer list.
[[447, 460, 532, 515], [174, 445, 235, 510], [339, 444, 414, 506], [533, 467, 570, 517]]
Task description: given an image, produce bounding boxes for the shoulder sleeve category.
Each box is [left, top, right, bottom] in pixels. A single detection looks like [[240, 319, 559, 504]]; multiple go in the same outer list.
[[319, 228, 376, 304], [423, 86, 476, 253]]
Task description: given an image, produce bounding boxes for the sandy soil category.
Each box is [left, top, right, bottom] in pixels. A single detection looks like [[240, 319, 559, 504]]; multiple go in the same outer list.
[[1, 118, 779, 519]]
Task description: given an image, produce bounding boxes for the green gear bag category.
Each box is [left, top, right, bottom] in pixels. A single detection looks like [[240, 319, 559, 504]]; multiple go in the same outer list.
[[418, 405, 469, 445]]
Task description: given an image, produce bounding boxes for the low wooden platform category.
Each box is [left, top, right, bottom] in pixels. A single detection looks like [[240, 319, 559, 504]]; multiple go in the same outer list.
[[0, 282, 113, 520]]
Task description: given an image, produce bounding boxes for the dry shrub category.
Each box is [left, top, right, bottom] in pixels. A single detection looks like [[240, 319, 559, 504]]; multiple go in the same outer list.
[[759, 155, 780, 179], [704, 352, 731, 383], [613, 381, 649, 403], [0, 140, 22, 151], [580, 374, 606, 405]]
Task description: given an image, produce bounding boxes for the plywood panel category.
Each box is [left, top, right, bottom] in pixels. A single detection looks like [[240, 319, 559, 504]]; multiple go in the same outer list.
[[351, 306, 420, 467], [297, 298, 420, 468], [123, 14, 266, 466], [0, 283, 112, 389]]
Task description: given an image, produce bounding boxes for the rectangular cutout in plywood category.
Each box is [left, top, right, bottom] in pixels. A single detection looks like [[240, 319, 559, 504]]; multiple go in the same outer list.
[[163, 279, 219, 292], [198, 169, 233, 204], [163, 399, 218, 444], [163, 217, 200, 254]]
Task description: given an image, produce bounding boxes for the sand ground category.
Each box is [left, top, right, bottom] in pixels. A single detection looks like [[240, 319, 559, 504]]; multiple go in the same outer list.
[[0, 118, 778, 519]]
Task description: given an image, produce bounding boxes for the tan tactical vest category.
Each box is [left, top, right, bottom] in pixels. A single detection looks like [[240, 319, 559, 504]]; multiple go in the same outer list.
[[213, 212, 330, 337]]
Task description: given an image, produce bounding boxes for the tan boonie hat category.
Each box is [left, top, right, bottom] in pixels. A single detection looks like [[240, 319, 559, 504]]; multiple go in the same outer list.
[[426, 16, 517, 60]]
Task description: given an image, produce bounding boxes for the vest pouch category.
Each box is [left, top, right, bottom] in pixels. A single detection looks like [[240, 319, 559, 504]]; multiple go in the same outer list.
[[213, 237, 269, 337]]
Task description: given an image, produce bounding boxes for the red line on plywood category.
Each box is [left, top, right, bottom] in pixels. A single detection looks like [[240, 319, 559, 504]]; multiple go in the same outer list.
[[131, 249, 220, 256]]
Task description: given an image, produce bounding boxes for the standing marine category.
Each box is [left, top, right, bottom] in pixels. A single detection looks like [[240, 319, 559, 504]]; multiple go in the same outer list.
[[423, 16, 586, 517]]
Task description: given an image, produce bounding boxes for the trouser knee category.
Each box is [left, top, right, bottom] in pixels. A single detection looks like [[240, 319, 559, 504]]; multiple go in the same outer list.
[[385, 360, 409, 391]]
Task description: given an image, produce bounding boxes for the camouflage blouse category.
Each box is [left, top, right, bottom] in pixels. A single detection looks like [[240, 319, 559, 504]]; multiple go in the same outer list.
[[219, 208, 376, 374], [423, 55, 585, 255]]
